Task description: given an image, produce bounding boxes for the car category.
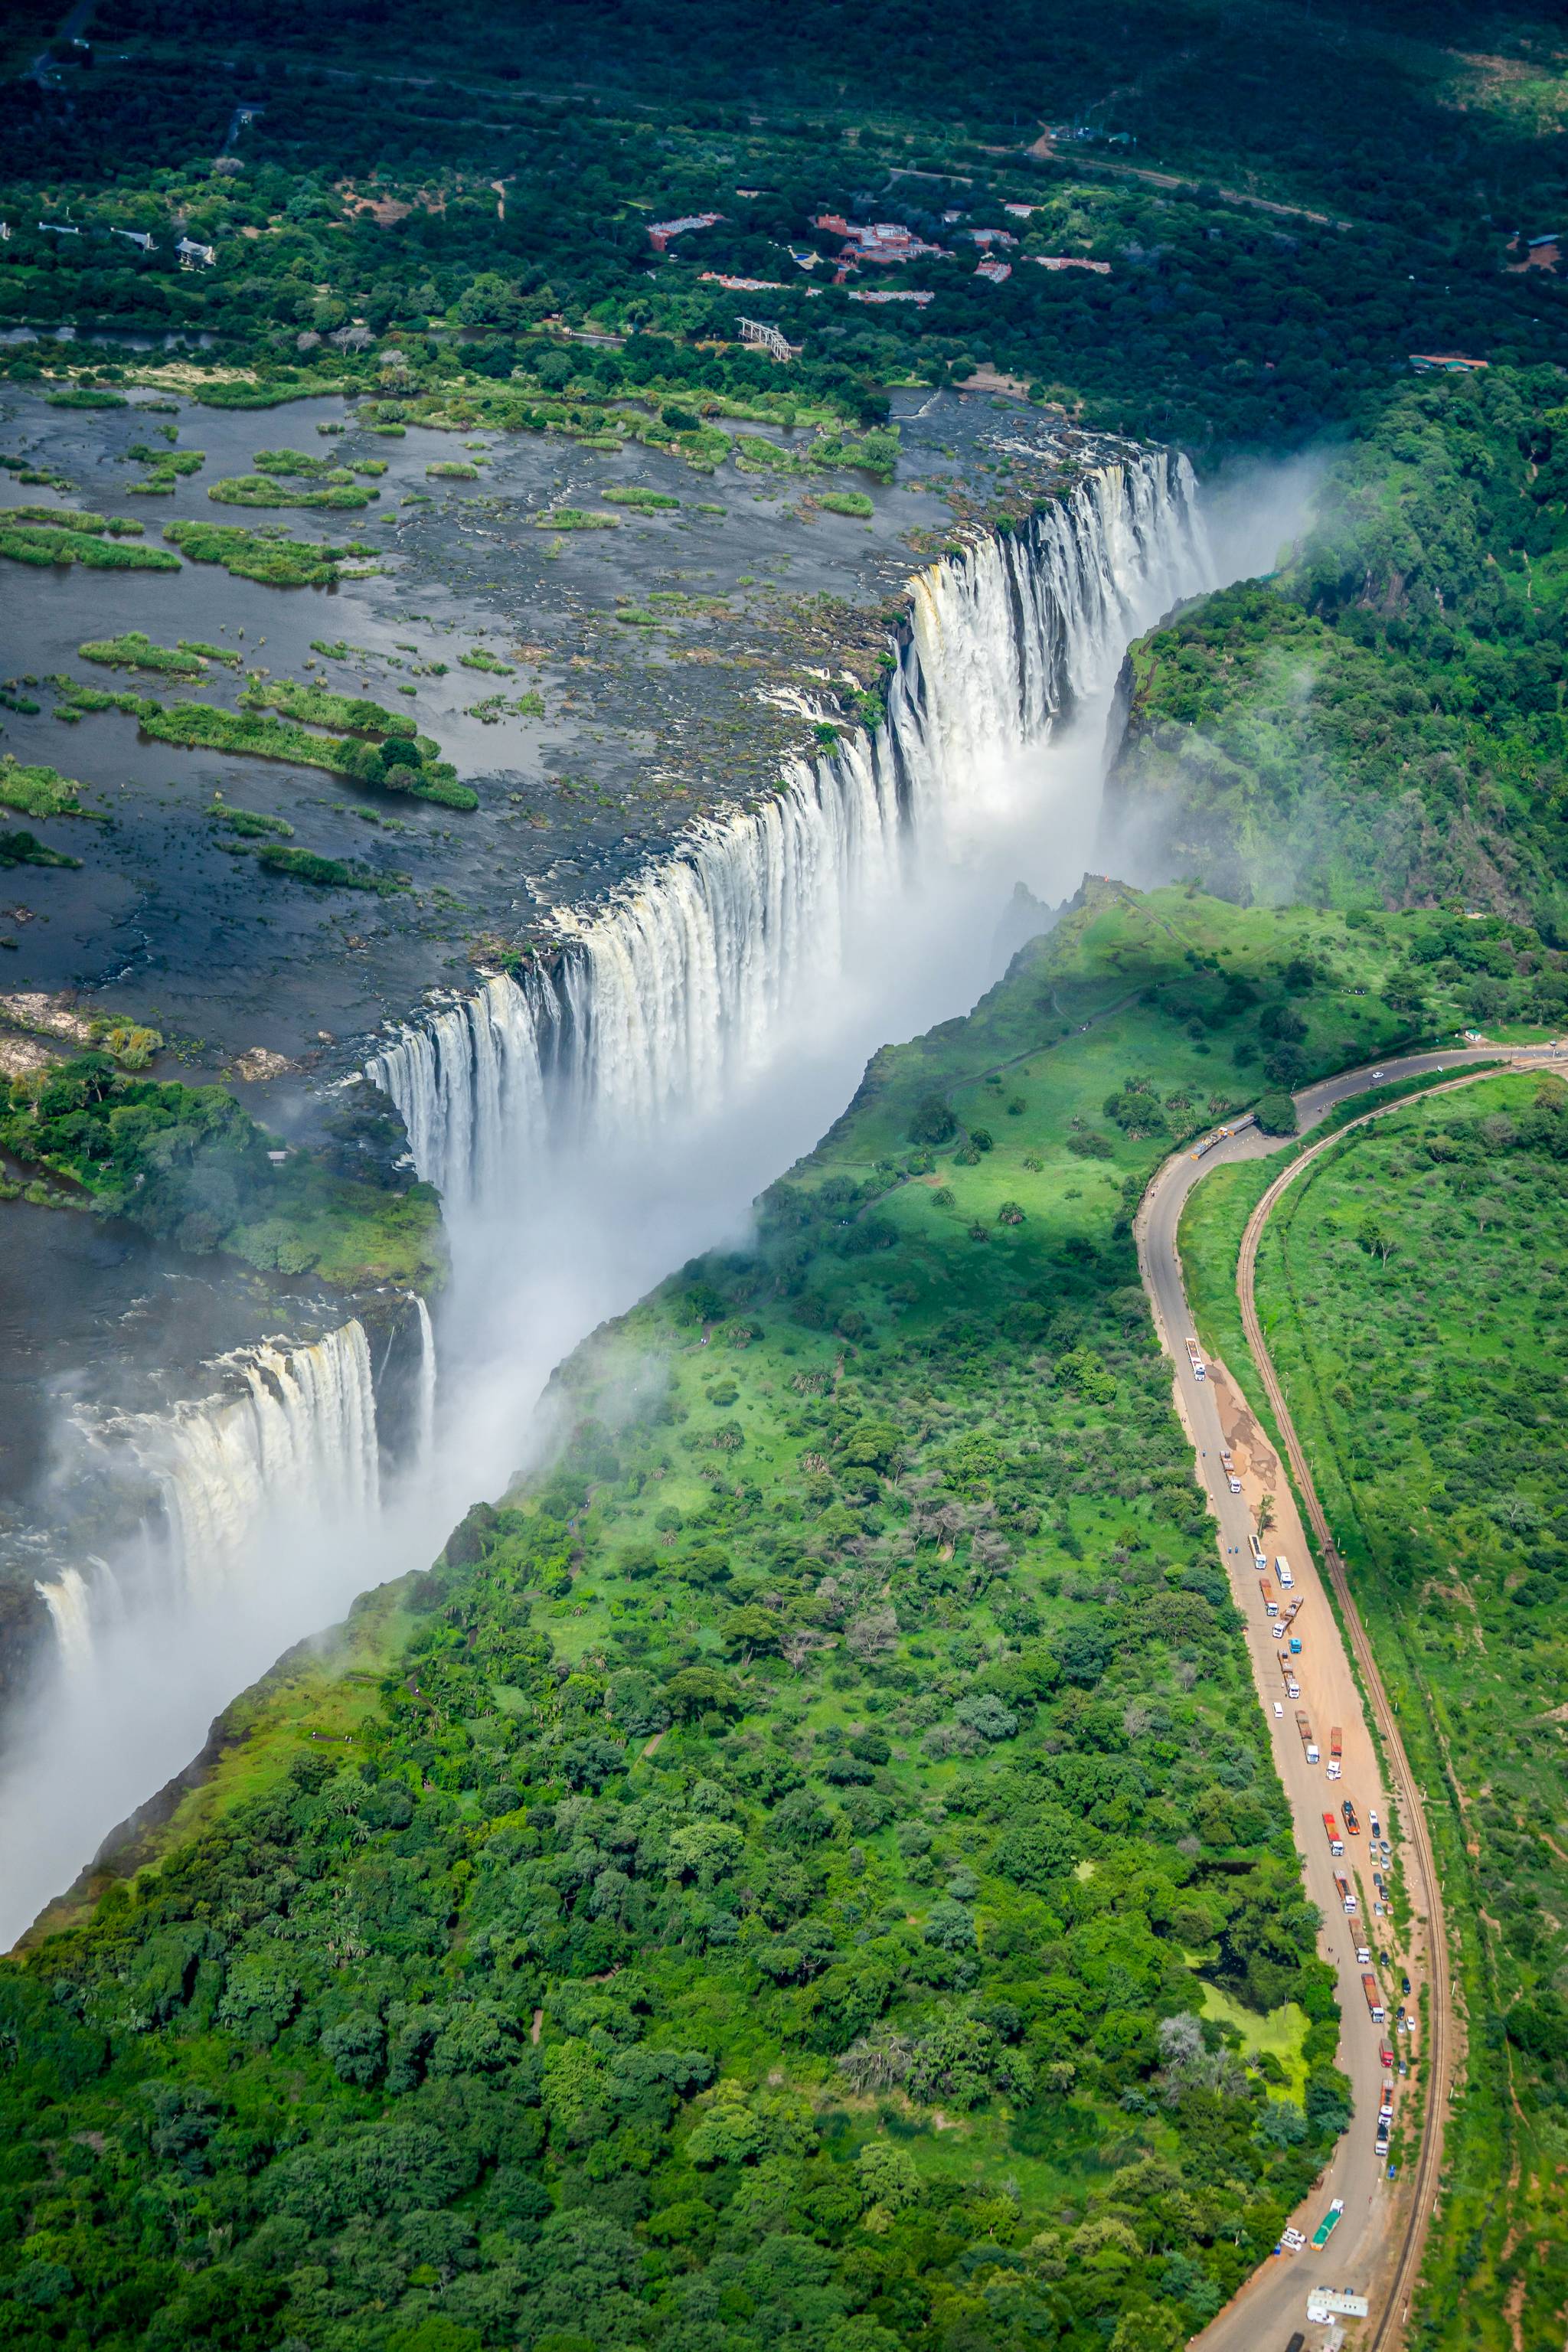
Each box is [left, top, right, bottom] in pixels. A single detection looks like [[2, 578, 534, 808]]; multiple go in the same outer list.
[[1273, 1700, 1284, 1717], [1373, 1068, 1386, 1079], [1369, 1809, 1381, 1838], [1401, 1972, 1412, 1996], [1379, 2044, 1395, 2069]]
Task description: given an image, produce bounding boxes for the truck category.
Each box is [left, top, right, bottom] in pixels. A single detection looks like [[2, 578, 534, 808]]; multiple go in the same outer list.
[[1309, 2198, 1344, 2250], [1250, 1532, 1267, 1570], [1280, 1661, 1300, 1698], [1334, 1871, 1356, 1913], [1295, 1710, 1319, 1763], [1184, 1337, 1206, 1381], [1327, 1725, 1344, 1782], [1363, 1971, 1385, 2022], [1323, 1811, 1345, 1856], [1276, 1554, 1294, 1589], [1342, 1797, 1361, 1834], [1260, 1579, 1279, 1617]]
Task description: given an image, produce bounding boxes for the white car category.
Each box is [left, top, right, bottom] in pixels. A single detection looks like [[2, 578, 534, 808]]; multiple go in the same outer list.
[[1273, 1700, 1284, 1718], [1372, 1068, 1386, 1080]]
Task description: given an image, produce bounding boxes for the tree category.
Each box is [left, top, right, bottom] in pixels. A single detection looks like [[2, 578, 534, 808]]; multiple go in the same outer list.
[[854, 2140, 921, 2211], [909, 1096, 956, 1145], [664, 1665, 742, 1720], [1254, 1089, 1298, 1135], [1357, 1215, 1396, 1264]]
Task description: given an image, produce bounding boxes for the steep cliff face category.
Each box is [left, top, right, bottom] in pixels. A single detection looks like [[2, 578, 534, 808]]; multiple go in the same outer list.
[[369, 449, 1211, 1212]]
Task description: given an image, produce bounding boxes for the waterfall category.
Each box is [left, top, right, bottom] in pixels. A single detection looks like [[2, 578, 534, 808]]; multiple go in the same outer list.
[[413, 1295, 436, 1468], [370, 448, 1210, 1209], [121, 1321, 381, 1602], [34, 1566, 94, 1678]]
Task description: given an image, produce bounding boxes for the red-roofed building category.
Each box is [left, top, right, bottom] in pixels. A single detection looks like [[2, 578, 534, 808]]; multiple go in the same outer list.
[[647, 211, 724, 252]]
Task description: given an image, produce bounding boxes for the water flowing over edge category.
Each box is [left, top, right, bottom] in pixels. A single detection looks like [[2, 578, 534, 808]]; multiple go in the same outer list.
[[368, 449, 1211, 1209], [41, 1320, 381, 1675]]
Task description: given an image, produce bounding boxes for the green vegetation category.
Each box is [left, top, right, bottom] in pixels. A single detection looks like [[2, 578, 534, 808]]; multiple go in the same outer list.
[[458, 648, 514, 675], [0, 1057, 443, 1289], [0, 887, 1402, 2352], [62, 684, 475, 809], [178, 638, 242, 667], [250, 446, 345, 476], [0, 753, 87, 820], [241, 679, 420, 740], [534, 506, 617, 531], [603, 485, 682, 510], [426, 460, 480, 479], [0, 518, 178, 571], [3, 0, 1565, 457], [1224, 1073, 1568, 2347], [44, 386, 125, 408], [1109, 368, 1568, 925], [815, 489, 875, 520], [207, 802, 295, 840], [256, 844, 409, 895], [162, 519, 375, 588], [8, 504, 142, 536], [124, 442, 205, 493], [77, 631, 207, 677], [209, 470, 379, 511], [0, 828, 80, 871]]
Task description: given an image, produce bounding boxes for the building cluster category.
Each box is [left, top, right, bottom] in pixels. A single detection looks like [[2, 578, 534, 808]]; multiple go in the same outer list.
[[646, 211, 724, 251], [699, 272, 786, 292], [975, 258, 1012, 285], [848, 287, 934, 307], [1031, 255, 1111, 274], [812, 214, 949, 280]]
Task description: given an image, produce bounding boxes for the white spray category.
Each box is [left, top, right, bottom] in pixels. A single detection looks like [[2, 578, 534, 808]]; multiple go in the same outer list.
[[2, 438, 1307, 1949]]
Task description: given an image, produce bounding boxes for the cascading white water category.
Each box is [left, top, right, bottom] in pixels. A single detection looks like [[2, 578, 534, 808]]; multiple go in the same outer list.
[[413, 1295, 437, 1468], [371, 450, 1210, 1207], [130, 1321, 380, 1601], [44, 1321, 383, 1664], [34, 1565, 94, 1678], [2, 437, 1236, 1950]]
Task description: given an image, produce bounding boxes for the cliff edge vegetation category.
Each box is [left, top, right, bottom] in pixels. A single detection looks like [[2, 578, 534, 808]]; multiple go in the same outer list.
[[0, 1060, 443, 1292]]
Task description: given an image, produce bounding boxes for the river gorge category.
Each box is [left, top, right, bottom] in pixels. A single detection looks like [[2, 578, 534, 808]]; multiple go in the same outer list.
[[0, 390, 1282, 1943]]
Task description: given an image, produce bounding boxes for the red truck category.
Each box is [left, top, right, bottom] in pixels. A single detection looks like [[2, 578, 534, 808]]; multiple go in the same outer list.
[[1323, 1811, 1345, 1856], [1363, 1972, 1385, 2022]]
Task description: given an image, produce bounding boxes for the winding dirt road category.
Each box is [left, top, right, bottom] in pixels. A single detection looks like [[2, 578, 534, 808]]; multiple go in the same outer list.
[[1137, 1040, 1568, 2350]]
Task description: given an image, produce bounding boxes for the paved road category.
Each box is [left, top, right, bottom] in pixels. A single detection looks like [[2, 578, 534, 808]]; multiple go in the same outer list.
[[1137, 1040, 1568, 2350]]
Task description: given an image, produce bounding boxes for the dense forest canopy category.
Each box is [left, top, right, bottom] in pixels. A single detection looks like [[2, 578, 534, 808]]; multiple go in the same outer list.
[[0, 1, 1563, 450], [0, 887, 1468, 2352], [1106, 364, 1568, 920]]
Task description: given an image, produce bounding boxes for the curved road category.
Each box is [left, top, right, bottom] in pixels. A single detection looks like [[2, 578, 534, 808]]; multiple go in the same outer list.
[[1137, 1040, 1568, 2350]]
